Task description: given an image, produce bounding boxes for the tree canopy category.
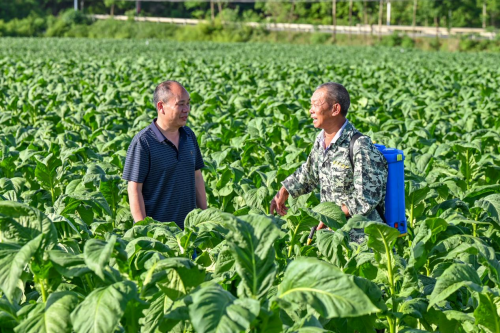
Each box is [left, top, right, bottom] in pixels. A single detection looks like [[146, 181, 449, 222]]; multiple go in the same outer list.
[[1, 0, 499, 28]]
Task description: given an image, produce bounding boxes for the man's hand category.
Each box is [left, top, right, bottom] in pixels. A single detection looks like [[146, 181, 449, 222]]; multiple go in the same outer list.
[[341, 204, 350, 218], [270, 187, 290, 216]]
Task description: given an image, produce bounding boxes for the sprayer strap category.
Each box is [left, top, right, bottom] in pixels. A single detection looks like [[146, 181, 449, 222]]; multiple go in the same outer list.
[[348, 133, 388, 224]]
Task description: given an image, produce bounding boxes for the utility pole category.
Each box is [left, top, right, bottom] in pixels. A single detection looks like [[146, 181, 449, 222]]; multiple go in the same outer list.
[[412, 0, 417, 31], [210, 1, 215, 20], [332, 0, 337, 42], [363, 0, 368, 25], [349, 0, 353, 36], [483, 1, 487, 29], [217, 1, 222, 15], [378, 0, 383, 40], [289, 0, 296, 23], [386, 0, 391, 26], [448, 9, 452, 30], [435, 16, 439, 38], [74, 0, 77, 10], [136, 0, 141, 14]]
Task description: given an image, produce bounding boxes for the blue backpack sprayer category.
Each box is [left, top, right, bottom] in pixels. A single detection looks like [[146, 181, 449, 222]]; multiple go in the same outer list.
[[307, 133, 407, 245]]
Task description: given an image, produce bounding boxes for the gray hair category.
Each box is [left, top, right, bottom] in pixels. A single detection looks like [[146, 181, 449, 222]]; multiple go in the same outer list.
[[153, 80, 183, 110], [316, 82, 350, 117]]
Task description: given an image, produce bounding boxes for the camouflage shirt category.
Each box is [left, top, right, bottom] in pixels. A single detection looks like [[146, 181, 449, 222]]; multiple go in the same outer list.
[[282, 120, 388, 222]]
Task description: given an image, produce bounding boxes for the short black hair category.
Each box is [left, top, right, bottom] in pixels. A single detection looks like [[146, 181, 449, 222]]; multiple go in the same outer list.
[[153, 80, 183, 110], [316, 82, 350, 117]]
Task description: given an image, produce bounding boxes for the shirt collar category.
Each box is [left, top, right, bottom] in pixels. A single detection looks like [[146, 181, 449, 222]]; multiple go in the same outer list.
[[319, 119, 349, 149], [149, 118, 187, 142]]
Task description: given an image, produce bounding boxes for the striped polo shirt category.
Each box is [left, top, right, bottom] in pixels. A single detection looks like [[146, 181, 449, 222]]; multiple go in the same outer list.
[[122, 119, 205, 228]]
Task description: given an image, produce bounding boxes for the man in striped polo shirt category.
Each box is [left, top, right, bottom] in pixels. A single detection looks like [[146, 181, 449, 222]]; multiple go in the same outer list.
[[123, 80, 207, 229]]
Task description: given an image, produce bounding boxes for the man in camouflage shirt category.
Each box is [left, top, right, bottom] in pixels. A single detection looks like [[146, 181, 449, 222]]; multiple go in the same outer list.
[[270, 82, 388, 243]]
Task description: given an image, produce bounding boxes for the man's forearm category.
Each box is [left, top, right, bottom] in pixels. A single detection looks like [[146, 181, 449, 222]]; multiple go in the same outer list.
[[129, 189, 146, 222], [195, 171, 207, 210], [281, 160, 318, 199]]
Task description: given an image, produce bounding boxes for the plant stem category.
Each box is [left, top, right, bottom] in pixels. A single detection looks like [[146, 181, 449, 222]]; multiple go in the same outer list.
[[465, 149, 471, 190], [387, 316, 396, 333], [288, 241, 293, 258], [410, 196, 414, 229], [35, 275, 47, 302], [50, 187, 56, 205], [288, 225, 299, 258], [85, 274, 94, 292], [473, 223, 477, 238], [383, 241, 395, 297], [62, 223, 68, 239], [221, 195, 227, 211], [383, 237, 397, 333]]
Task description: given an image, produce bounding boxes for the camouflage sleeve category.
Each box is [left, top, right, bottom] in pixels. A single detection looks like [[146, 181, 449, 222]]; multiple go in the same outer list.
[[343, 136, 388, 218], [281, 150, 319, 198]]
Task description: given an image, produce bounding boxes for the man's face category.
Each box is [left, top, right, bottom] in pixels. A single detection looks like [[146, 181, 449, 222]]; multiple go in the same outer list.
[[310, 89, 335, 129], [159, 85, 190, 128]]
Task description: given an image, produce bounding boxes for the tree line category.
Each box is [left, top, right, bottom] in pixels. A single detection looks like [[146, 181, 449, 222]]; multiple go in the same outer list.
[[1, 0, 500, 29]]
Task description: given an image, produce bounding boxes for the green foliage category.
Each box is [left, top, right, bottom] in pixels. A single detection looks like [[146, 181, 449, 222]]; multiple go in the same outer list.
[[277, 258, 384, 318], [189, 283, 261, 333], [3, 12, 500, 52], [0, 38, 499, 332]]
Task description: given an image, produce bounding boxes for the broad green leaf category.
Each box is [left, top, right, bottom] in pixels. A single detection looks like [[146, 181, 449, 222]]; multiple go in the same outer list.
[[83, 235, 117, 280], [0, 234, 43, 301], [71, 281, 137, 333], [225, 214, 283, 300], [140, 292, 170, 333], [143, 257, 205, 300], [34, 153, 62, 196], [476, 194, 500, 225], [428, 263, 483, 309], [15, 291, 79, 333], [284, 314, 326, 333], [442, 310, 475, 324], [99, 176, 121, 218], [87, 192, 113, 217], [285, 209, 318, 256], [306, 202, 346, 231], [188, 283, 260, 333], [464, 185, 500, 202], [316, 229, 348, 267], [278, 257, 383, 318], [364, 222, 400, 254], [184, 208, 229, 233], [399, 298, 427, 320], [474, 289, 500, 333], [125, 237, 172, 259], [243, 186, 269, 212], [48, 250, 90, 277], [141, 292, 191, 333], [0, 296, 19, 328], [0, 201, 57, 248], [424, 218, 448, 242], [213, 244, 236, 278]]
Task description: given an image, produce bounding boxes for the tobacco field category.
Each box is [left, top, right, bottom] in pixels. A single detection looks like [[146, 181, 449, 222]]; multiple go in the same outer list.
[[0, 38, 499, 333]]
